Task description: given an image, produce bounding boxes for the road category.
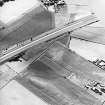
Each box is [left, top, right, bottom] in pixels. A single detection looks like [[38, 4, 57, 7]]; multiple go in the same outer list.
[[0, 14, 98, 63]]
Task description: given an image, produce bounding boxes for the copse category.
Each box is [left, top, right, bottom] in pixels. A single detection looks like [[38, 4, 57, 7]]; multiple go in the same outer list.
[[0, 0, 15, 7]]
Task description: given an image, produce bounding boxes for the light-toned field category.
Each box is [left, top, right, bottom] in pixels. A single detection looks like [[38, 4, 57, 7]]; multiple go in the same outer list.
[[0, 80, 48, 105], [0, 0, 40, 24]]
